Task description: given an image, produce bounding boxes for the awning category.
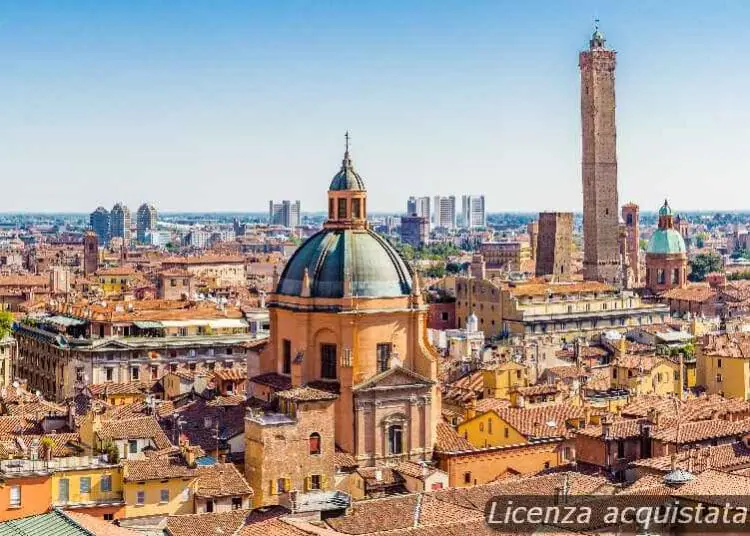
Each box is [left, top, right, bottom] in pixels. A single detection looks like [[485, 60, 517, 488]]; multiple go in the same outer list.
[[133, 321, 164, 329], [44, 316, 85, 327]]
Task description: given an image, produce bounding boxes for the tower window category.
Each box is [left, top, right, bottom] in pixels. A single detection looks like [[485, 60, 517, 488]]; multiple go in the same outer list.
[[309, 432, 321, 455], [352, 198, 361, 219], [337, 199, 347, 219], [320, 344, 337, 379], [657, 269, 666, 285], [672, 268, 679, 285], [328, 198, 334, 218], [376, 343, 392, 373], [282, 339, 292, 374]]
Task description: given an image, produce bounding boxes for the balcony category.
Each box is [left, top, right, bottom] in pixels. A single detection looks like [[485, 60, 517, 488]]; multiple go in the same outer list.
[[54, 490, 125, 508], [0, 455, 115, 476], [279, 490, 351, 514]]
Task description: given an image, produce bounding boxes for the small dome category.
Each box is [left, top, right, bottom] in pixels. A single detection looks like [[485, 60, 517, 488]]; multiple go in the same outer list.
[[276, 229, 412, 298], [659, 199, 672, 217], [663, 468, 695, 486], [329, 153, 366, 192], [647, 229, 686, 255]]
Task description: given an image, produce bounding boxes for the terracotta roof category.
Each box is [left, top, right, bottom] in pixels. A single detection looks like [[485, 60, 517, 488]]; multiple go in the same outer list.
[[96, 265, 137, 276], [235, 517, 310, 536], [473, 398, 510, 413], [650, 418, 750, 444], [543, 365, 588, 380], [334, 446, 358, 470], [88, 381, 153, 397], [661, 284, 716, 302], [496, 404, 585, 439], [434, 422, 474, 453], [212, 368, 248, 382], [166, 507, 288, 536], [513, 384, 560, 397], [0, 416, 43, 435], [576, 418, 649, 440], [621, 393, 750, 421], [612, 354, 663, 371], [123, 451, 199, 482], [671, 469, 750, 505], [395, 460, 438, 480], [275, 386, 338, 402], [632, 442, 750, 473], [98, 416, 172, 449], [250, 373, 292, 391], [65, 512, 140, 536], [357, 467, 405, 487], [508, 281, 613, 298], [702, 333, 750, 359], [195, 462, 253, 498], [163, 255, 245, 265]]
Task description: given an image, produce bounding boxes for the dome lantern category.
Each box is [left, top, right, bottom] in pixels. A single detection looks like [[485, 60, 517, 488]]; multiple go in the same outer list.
[[326, 132, 368, 230]]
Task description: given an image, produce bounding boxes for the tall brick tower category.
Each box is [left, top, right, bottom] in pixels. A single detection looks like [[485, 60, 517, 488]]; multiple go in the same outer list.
[[536, 212, 573, 280], [621, 203, 641, 286], [580, 24, 621, 284], [83, 230, 99, 277]]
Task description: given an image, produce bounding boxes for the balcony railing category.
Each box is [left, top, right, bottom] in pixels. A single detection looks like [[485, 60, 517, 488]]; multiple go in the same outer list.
[[0, 455, 113, 475]]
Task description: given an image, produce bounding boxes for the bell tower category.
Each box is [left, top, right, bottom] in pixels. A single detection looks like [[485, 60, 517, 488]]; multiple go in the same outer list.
[[580, 23, 621, 284]]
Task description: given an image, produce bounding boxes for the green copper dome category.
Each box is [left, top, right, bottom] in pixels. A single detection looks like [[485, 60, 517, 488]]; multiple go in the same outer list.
[[276, 229, 413, 298], [647, 229, 686, 255], [329, 153, 366, 191]]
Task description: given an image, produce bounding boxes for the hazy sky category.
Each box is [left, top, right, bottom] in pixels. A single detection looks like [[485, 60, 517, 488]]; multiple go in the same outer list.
[[1, 1, 749, 214]]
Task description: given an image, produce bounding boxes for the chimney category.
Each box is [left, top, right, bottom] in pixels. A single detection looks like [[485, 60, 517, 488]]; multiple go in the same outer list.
[[601, 416, 613, 439], [678, 353, 685, 402], [670, 453, 677, 472], [465, 397, 477, 421], [67, 400, 76, 430], [687, 449, 695, 473], [374, 469, 383, 482], [183, 445, 197, 468]]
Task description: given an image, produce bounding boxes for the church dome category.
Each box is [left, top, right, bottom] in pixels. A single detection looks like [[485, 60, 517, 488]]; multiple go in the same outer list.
[[647, 229, 686, 255], [276, 228, 413, 299], [329, 133, 366, 191], [658, 199, 672, 217]]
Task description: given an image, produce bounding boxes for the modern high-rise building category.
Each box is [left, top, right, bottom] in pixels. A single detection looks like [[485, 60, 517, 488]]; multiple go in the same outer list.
[[136, 203, 158, 244], [433, 196, 456, 229], [461, 195, 486, 228], [269, 200, 301, 228], [535, 212, 573, 280], [89, 207, 110, 244], [580, 25, 621, 284], [110, 203, 131, 243], [400, 215, 429, 248], [407, 196, 431, 222]]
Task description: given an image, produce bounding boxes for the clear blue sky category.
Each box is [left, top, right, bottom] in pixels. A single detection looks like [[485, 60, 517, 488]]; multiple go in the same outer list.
[[1, 1, 748, 214]]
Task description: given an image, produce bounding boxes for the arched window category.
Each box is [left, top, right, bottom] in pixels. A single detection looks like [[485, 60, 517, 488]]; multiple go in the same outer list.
[[320, 344, 337, 379], [309, 432, 321, 455]]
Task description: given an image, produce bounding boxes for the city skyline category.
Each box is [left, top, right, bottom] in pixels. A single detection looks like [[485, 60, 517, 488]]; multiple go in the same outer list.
[[1, 1, 749, 212]]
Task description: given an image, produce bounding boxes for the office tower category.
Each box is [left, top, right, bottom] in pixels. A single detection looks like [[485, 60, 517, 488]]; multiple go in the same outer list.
[[536, 212, 573, 279], [580, 25, 621, 284], [461, 195, 486, 229], [136, 203, 157, 244], [400, 215, 429, 248], [407, 196, 431, 223], [433, 196, 456, 229], [269, 200, 301, 228], [90, 207, 110, 244], [109, 203, 131, 243]]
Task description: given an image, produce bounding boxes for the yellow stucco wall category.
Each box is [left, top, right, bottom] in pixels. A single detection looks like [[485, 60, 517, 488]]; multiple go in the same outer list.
[[457, 410, 527, 449], [51, 466, 123, 507], [123, 478, 196, 518]]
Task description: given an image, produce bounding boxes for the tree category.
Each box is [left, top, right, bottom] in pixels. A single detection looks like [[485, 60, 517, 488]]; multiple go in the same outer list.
[[0, 311, 13, 340], [445, 262, 462, 274], [639, 239, 648, 251], [422, 264, 446, 278], [688, 252, 722, 282]]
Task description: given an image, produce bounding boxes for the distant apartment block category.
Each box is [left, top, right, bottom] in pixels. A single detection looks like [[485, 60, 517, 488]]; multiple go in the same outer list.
[[89, 207, 110, 244], [400, 215, 429, 248], [136, 203, 158, 244], [269, 200, 301, 228], [109, 203, 131, 243], [407, 196, 431, 224], [461, 195, 486, 228], [433, 196, 456, 229]]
